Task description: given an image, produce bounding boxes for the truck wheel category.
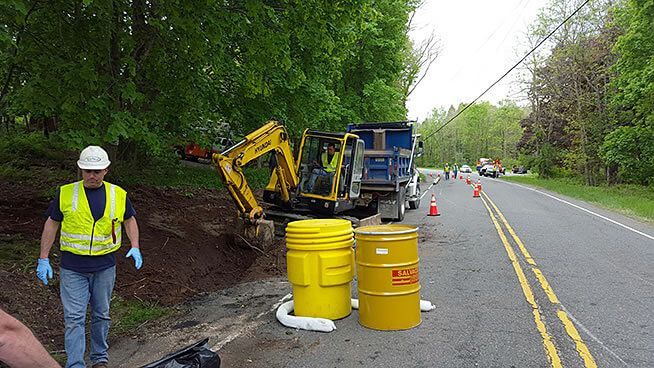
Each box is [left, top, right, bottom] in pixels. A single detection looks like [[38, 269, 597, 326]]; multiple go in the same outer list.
[[175, 148, 186, 160], [397, 189, 406, 221], [409, 186, 420, 209]]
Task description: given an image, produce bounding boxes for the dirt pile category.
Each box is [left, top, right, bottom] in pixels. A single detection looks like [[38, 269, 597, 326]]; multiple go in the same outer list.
[[114, 185, 286, 304], [0, 176, 286, 349]]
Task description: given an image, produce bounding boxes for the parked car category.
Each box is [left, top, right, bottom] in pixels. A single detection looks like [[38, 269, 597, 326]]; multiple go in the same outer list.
[[461, 165, 472, 173], [512, 166, 528, 174], [482, 164, 498, 178], [478, 163, 491, 176], [477, 158, 491, 172]]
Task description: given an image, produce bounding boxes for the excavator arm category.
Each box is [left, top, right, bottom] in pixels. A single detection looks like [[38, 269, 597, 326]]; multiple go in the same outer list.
[[213, 120, 300, 221]]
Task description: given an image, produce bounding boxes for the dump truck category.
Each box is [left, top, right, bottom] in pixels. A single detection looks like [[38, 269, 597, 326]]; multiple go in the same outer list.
[[346, 121, 423, 221]]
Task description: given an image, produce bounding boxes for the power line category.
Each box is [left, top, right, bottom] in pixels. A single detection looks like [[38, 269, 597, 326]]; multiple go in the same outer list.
[[443, 0, 529, 87], [422, 0, 591, 142]]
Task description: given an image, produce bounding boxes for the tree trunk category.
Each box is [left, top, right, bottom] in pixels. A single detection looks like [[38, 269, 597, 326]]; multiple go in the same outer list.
[[110, 0, 123, 110], [606, 164, 618, 185]]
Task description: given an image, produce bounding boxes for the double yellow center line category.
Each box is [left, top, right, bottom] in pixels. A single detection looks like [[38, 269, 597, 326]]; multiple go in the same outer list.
[[478, 188, 597, 368]]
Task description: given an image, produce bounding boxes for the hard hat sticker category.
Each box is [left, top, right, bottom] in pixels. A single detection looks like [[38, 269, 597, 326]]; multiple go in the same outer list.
[[391, 267, 419, 286]]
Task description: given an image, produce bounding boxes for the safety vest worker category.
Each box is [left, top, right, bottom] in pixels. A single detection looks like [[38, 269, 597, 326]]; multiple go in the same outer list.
[[58, 180, 126, 255], [321, 151, 340, 173], [36, 145, 143, 368]]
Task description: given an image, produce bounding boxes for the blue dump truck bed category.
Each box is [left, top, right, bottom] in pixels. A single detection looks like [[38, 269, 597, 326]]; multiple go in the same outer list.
[[346, 121, 414, 187]]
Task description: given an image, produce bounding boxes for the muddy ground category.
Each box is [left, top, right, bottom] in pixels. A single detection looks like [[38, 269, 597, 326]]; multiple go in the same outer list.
[[0, 165, 286, 351]]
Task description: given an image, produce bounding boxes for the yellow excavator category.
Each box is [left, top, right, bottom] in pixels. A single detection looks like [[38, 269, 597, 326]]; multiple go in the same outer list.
[[213, 120, 368, 240]]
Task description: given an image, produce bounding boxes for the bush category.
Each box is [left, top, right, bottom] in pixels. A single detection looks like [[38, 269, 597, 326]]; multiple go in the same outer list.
[[0, 133, 71, 166], [600, 125, 654, 185], [531, 143, 558, 178], [112, 156, 272, 190]]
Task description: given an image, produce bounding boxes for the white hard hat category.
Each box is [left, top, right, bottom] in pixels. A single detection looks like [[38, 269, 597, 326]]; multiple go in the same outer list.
[[77, 146, 111, 170]]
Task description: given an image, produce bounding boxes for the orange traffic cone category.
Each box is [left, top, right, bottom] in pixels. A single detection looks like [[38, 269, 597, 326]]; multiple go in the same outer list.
[[459, 174, 463, 180], [428, 194, 440, 216], [466, 175, 471, 185], [473, 184, 480, 198], [477, 178, 482, 191]]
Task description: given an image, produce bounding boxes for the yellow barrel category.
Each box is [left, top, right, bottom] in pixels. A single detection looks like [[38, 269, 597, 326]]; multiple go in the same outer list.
[[286, 219, 354, 319], [355, 224, 420, 330]]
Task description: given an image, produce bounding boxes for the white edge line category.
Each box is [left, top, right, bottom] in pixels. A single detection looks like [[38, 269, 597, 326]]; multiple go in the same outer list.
[[488, 181, 632, 366], [420, 182, 435, 200], [498, 179, 654, 241], [559, 304, 630, 367]]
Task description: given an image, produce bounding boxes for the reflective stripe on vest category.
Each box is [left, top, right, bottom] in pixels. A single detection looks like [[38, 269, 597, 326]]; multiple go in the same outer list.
[[59, 181, 127, 256], [321, 152, 339, 173]]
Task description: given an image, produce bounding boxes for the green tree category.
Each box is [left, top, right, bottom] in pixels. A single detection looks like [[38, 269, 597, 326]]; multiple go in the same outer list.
[[417, 101, 525, 167], [603, 0, 654, 185], [0, 0, 421, 159], [517, 0, 618, 183]]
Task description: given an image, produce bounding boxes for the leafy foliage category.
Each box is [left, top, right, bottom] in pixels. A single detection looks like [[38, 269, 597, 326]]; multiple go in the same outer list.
[[417, 101, 525, 166], [603, 0, 654, 185], [0, 0, 420, 158], [112, 158, 271, 190], [516, 0, 635, 184], [600, 125, 654, 184]]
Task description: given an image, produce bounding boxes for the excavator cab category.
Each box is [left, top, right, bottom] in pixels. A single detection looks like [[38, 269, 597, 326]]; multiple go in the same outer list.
[[216, 120, 367, 241], [295, 131, 365, 214]]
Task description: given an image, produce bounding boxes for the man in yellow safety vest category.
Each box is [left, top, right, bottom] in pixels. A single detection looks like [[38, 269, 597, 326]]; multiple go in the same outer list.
[[36, 145, 142, 368], [307, 142, 339, 194]]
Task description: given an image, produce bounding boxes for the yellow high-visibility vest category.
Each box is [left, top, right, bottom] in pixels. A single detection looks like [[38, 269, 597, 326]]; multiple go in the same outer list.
[[321, 152, 339, 173], [59, 181, 127, 256]]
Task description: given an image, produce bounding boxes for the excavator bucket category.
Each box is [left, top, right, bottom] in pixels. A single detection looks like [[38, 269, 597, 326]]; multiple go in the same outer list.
[[235, 217, 275, 245]]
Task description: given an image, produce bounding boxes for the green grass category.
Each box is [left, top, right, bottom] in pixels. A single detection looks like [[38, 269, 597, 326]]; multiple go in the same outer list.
[[0, 165, 32, 180], [0, 132, 70, 165], [112, 159, 271, 190], [502, 175, 654, 222], [113, 160, 223, 188], [0, 132, 270, 191], [0, 235, 40, 273], [50, 352, 67, 365], [110, 297, 170, 336], [0, 151, 270, 191]]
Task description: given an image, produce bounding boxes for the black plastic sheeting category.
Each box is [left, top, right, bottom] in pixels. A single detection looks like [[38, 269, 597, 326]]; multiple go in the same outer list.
[[140, 338, 220, 368]]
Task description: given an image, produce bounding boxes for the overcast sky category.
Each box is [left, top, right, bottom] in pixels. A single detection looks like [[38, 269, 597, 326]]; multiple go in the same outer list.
[[407, 0, 549, 120]]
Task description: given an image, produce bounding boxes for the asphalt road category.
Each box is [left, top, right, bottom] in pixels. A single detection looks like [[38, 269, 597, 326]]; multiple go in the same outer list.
[[121, 169, 652, 367]]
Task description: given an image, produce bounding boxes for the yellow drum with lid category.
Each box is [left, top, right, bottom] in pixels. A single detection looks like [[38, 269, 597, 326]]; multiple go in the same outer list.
[[286, 219, 354, 319], [355, 224, 420, 330]]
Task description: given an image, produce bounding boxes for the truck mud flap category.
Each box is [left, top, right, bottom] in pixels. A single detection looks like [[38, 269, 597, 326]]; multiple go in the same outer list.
[[352, 213, 382, 227], [378, 197, 398, 219]]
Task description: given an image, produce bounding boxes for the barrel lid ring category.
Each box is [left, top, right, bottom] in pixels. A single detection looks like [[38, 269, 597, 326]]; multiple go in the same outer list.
[[354, 225, 419, 235]]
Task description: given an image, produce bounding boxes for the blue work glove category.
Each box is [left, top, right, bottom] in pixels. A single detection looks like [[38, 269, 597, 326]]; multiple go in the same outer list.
[[126, 247, 143, 270], [36, 258, 53, 285]]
